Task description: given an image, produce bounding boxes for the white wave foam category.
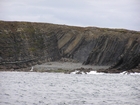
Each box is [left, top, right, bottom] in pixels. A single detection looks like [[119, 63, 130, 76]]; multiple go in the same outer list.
[[87, 71, 105, 74], [71, 70, 105, 75], [120, 71, 140, 75]]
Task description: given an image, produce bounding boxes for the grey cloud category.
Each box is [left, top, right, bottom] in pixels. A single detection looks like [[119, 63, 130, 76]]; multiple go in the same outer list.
[[0, 0, 140, 31]]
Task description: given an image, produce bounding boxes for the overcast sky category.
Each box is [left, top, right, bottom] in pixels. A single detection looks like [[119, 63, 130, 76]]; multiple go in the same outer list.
[[0, 0, 140, 31]]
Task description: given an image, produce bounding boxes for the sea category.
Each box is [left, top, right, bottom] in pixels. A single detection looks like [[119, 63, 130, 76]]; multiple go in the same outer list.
[[0, 71, 140, 105]]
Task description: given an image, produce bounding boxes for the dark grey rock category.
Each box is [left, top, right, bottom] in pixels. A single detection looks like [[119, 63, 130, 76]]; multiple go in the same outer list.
[[0, 21, 140, 72]]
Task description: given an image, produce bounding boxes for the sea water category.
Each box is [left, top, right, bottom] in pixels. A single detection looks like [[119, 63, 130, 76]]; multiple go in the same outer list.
[[0, 72, 140, 105]]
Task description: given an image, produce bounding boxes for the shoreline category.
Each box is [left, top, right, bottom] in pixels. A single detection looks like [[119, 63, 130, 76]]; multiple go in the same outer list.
[[0, 62, 139, 74]]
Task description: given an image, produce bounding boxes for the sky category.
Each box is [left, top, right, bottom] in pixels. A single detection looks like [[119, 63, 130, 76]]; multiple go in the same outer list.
[[0, 0, 140, 31]]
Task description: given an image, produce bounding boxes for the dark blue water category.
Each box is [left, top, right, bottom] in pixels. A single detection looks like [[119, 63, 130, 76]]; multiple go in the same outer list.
[[0, 72, 140, 105]]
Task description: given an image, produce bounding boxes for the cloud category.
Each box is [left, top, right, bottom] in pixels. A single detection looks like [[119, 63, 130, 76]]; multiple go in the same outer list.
[[0, 0, 140, 31]]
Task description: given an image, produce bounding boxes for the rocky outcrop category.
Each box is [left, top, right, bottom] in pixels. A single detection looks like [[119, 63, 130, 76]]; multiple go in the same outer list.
[[57, 27, 140, 71], [0, 21, 140, 72], [0, 21, 61, 70], [97, 37, 140, 73], [110, 44, 140, 70]]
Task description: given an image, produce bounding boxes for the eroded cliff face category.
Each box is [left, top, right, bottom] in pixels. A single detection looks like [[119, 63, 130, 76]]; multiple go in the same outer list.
[[56, 26, 140, 68], [0, 21, 140, 71], [0, 21, 61, 70]]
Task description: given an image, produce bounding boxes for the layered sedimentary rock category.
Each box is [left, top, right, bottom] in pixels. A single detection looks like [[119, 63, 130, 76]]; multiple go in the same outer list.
[[0, 21, 140, 72], [83, 30, 140, 65], [0, 21, 61, 70]]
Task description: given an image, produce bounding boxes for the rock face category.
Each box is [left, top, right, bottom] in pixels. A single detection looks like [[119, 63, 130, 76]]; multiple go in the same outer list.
[[0, 21, 140, 72], [0, 21, 61, 70]]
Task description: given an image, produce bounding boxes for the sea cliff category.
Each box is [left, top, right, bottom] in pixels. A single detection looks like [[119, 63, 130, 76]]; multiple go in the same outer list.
[[0, 21, 140, 72]]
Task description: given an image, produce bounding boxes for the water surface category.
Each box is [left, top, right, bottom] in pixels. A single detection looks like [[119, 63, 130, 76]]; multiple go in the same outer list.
[[0, 72, 140, 105]]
